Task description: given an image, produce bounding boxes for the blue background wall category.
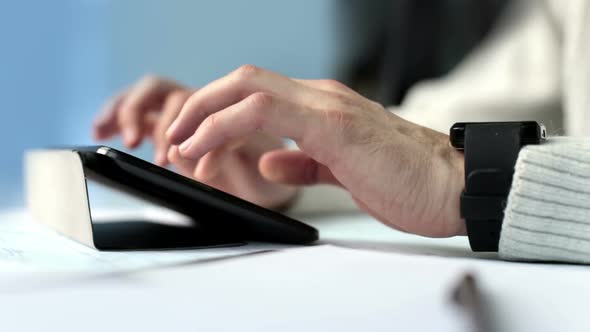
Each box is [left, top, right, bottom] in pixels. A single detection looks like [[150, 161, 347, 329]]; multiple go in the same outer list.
[[0, 0, 338, 208]]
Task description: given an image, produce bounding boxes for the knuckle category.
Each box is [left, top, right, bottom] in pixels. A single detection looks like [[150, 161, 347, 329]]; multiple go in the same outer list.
[[246, 92, 274, 131], [247, 92, 274, 109], [233, 64, 261, 80], [322, 79, 347, 90], [246, 93, 274, 130], [204, 112, 220, 130]]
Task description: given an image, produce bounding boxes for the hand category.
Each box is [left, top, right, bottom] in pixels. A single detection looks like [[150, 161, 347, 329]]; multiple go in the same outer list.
[[93, 75, 298, 209], [93, 75, 190, 165], [166, 65, 466, 237]]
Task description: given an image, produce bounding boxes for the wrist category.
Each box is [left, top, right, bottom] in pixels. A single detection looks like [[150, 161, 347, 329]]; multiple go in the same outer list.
[[437, 140, 466, 237], [449, 147, 466, 236]]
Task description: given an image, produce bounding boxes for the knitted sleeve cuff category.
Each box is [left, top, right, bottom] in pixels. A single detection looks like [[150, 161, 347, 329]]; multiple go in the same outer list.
[[499, 137, 590, 263]]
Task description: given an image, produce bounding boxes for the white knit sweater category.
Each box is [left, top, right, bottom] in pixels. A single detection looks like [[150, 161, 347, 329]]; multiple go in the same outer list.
[[500, 137, 590, 263], [290, 0, 590, 263]]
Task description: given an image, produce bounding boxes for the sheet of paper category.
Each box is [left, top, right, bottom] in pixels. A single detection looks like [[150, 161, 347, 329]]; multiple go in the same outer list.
[[1, 245, 472, 332], [3, 209, 590, 331], [0, 209, 292, 284], [5, 243, 590, 332]]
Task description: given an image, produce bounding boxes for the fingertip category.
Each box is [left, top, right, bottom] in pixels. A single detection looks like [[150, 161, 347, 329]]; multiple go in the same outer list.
[[92, 119, 108, 137], [92, 130, 105, 141], [258, 151, 289, 183], [92, 124, 115, 141], [123, 127, 139, 148], [167, 145, 180, 163], [155, 149, 168, 166]]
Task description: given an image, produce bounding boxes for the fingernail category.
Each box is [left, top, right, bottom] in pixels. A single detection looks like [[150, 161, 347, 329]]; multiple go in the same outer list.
[[179, 139, 192, 152]]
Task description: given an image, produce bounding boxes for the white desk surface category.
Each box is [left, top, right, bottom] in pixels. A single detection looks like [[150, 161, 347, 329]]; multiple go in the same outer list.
[[1, 209, 589, 331]]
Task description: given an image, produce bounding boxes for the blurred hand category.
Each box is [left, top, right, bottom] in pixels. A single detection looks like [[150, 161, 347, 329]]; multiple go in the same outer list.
[[166, 65, 466, 237], [93, 75, 297, 209], [93, 75, 189, 165]]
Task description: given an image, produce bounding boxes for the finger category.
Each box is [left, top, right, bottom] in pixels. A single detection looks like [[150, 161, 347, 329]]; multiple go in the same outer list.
[[143, 112, 159, 137], [177, 93, 318, 161], [193, 147, 231, 182], [93, 90, 127, 140], [259, 149, 342, 187], [166, 65, 315, 145], [118, 76, 181, 148], [167, 145, 198, 177], [154, 91, 190, 166], [193, 137, 253, 181]]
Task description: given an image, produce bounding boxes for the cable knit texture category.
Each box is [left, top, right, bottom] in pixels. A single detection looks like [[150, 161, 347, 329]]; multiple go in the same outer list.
[[499, 137, 590, 263]]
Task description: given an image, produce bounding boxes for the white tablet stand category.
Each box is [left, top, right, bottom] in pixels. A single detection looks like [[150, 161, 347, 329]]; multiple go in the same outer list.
[[25, 149, 244, 250]]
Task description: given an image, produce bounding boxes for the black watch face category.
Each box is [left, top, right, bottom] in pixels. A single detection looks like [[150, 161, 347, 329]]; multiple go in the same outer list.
[[450, 121, 546, 149]]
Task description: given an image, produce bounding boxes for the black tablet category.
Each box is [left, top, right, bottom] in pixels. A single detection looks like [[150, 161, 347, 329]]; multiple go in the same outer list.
[[76, 146, 318, 245]]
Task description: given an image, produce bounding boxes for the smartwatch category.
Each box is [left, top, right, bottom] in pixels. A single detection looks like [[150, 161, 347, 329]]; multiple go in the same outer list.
[[450, 121, 546, 252]]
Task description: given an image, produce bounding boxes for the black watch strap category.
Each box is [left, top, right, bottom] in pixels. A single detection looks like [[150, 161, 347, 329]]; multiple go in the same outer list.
[[461, 123, 523, 251]]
